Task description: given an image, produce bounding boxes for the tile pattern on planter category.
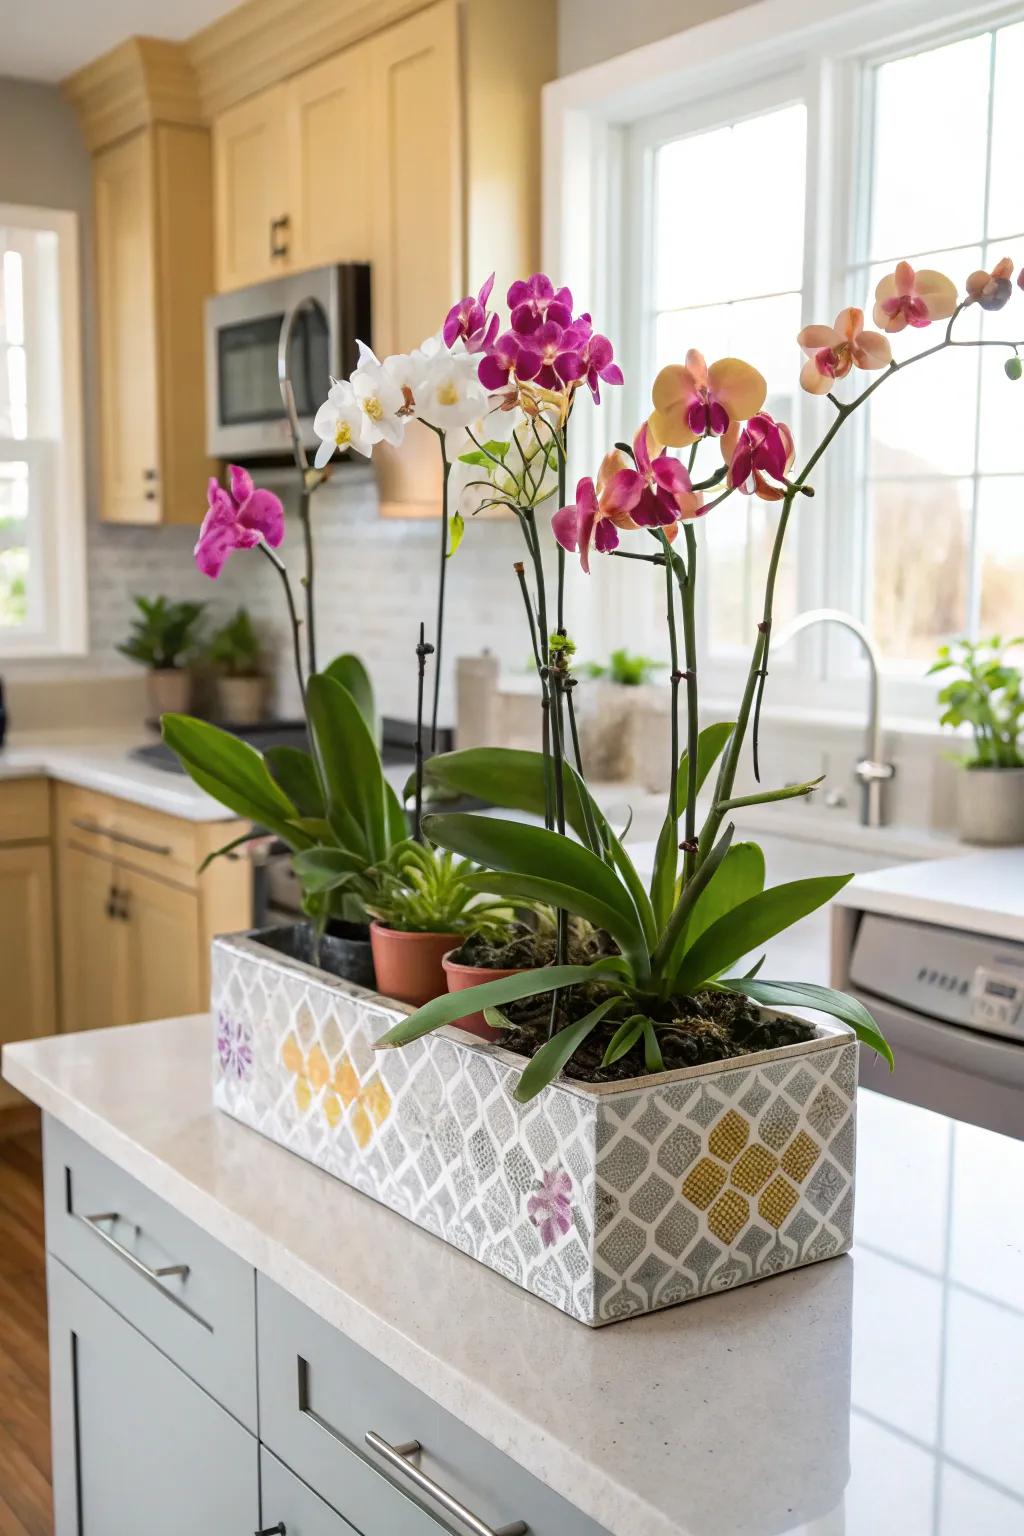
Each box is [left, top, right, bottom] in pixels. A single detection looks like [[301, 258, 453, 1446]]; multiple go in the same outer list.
[[213, 935, 857, 1327]]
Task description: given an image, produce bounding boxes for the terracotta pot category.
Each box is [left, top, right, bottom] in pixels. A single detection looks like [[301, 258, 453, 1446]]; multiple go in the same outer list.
[[215, 674, 267, 726], [146, 668, 191, 719], [369, 923, 457, 1007], [442, 949, 528, 1041]]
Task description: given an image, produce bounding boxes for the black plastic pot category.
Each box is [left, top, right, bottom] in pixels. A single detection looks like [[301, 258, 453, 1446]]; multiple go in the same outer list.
[[252, 921, 376, 990]]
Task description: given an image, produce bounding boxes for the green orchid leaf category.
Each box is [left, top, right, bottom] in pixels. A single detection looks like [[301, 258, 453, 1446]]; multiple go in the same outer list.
[[161, 714, 301, 840], [322, 653, 376, 737], [425, 812, 649, 975], [601, 1014, 645, 1068], [650, 809, 680, 932], [513, 997, 620, 1104], [265, 745, 324, 819], [307, 673, 387, 861], [642, 1017, 665, 1074], [374, 963, 609, 1048], [676, 720, 736, 812], [652, 823, 735, 981], [719, 776, 825, 813], [686, 842, 766, 948], [719, 978, 893, 1069], [292, 846, 368, 894], [384, 781, 411, 845], [674, 874, 853, 994], [447, 511, 465, 559]]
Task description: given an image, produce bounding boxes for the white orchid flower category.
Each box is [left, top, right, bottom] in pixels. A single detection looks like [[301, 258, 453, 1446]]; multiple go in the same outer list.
[[415, 346, 490, 433], [350, 340, 408, 448], [312, 379, 371, 468]]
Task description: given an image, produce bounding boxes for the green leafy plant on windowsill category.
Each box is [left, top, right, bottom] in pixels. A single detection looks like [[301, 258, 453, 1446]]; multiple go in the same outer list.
[[929, 635, 1024, 768], [204, 607, 264, 678], [118, 595, 205, 670], [582, 647, 665, 687]]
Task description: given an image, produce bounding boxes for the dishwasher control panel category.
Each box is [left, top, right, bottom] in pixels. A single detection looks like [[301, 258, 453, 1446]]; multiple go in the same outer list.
[[849, 913, 1024, 1040]]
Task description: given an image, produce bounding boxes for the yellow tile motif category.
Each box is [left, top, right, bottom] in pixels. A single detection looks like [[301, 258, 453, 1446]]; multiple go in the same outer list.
[[731, 1143, 778, 1195], [682, 1157, 727, 1210], [759, 1174, 799, 1228], [780, 1130, 821, 1184], [306, 1044, 330, 1092], [294, 1076, 312, 1113], [351, 1102, 373, 1150], [708, 1189, 750, 1244], [708, 1109, 750, 1164], [281, 1032, 304, 1075], [333, 1058, 361, 1107], [323, 1092, 342, 1128], [363, 1078, 392, 1127]]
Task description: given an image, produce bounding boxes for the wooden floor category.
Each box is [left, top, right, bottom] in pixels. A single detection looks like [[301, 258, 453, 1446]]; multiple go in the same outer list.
[[0, 1119, 52, 1535]]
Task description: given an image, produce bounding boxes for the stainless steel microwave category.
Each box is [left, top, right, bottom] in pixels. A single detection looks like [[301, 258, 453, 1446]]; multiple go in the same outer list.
[[204, 264, 371, 461]]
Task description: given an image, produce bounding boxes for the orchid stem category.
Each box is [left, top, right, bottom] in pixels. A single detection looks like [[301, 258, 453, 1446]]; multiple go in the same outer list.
[[431, 434, 450, 753], [260, 543, 306, 712], [297, 485, 317, 676]]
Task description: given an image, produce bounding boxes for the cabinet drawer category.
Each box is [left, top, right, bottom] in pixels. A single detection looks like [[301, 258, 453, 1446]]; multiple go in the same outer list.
[[258, 1277, 610, 1536], [57, 781, 200, 887], [0, 776, 49, 843], [261, 1448, 361, 1535], [44, 1117, 257, 1431]]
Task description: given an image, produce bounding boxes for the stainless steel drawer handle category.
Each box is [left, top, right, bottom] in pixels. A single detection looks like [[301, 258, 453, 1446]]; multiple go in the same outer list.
[[365, 1431, 527, 1536], [70, 818, 173, 857], [79, 1211, 191, 1281]]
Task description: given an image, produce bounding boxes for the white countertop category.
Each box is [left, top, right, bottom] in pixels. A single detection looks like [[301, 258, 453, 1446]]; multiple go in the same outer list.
[[837, 847, 1024, 942], [0, 733, 236, 821], [5, 1015, 1023, 1536]]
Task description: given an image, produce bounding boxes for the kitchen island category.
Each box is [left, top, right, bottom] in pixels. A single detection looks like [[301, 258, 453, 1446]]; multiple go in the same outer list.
[[4, 1015, 1022, 1536]]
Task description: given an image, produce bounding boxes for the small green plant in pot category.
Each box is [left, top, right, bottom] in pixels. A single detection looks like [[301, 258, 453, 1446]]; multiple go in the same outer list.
[[930, 635, 1024, 844], [577, 647, 666, 779], [206, 607, 268, 725], [118, 595, 204, 719]]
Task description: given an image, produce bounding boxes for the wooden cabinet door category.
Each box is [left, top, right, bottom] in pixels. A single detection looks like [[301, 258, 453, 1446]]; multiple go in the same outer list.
[[0, 844, 56, 1104], [94, 131, 160, 524], [48, 1256, 259, 1536], [370, 1, 462, 517], [288, 45, 372, 270], [122, 866, 201, 1023], [58, 845, 129, 1034], [213, 82, 290, 291]]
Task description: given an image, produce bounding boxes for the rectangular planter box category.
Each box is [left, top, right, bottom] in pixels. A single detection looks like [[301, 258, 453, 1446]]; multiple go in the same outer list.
[[212, 927, 858, 1326]]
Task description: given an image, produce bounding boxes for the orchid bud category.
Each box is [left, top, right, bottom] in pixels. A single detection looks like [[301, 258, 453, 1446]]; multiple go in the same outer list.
[[1006, 357, 1022, 381]]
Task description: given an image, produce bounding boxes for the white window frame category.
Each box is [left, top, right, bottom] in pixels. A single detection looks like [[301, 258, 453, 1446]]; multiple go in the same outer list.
[[0, 203, 87, 659], [543, 0, 1024, 721]]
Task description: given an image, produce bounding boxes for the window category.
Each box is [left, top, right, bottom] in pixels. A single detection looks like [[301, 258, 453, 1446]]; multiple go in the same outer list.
[[0, 206, 86, 657], [551, 0, 1024, 714]]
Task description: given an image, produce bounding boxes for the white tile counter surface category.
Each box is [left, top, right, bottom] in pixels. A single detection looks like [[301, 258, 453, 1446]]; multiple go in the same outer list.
[[5, 1015, 1023, 1536], [0, 733, 235, 821]]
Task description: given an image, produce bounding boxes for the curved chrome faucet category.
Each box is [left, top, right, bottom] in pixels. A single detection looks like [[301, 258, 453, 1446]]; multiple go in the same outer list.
[[772, 607, 895, 828]]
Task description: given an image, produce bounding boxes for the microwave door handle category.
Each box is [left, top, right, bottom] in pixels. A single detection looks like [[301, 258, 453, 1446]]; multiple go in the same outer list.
[[277, 296, 326, 476]]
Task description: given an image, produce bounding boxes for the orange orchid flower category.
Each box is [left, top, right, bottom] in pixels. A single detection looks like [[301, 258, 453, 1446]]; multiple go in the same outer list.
[[649, 350, 766, 448], [872, 261, 957, 332], [797, 308, 891, 395]]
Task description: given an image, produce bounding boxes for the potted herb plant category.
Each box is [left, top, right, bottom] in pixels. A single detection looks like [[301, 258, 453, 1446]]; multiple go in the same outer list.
[[206, 607, 268, 725], [930, 634, 1024, 844], [173, 257, 1020, 1326], [572, 647, 665, 780], [118, 595, 204, 718]]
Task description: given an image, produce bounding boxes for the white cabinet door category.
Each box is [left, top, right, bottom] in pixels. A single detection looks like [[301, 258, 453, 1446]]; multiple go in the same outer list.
[[47, 1255, 259, 1535]]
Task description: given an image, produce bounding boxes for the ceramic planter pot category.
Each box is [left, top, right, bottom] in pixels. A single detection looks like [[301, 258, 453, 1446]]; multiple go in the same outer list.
[[213, 926, 859, 1327], [215, 674, 267, 726], [441, 950, 527, 1042], [146, 667, 191, 719], [256, 920, 375, 991], [369, 922, 458, 1007], [957, 765, 1024, 845]]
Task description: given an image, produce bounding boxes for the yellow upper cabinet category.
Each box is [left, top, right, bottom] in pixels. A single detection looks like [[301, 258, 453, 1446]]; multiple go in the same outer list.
[[93, 124, 214, 525], [288, 46, 372, 271], [213, 82, 290, 290]]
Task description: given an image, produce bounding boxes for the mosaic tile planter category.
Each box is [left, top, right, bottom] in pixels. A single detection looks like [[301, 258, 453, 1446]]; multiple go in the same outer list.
[[212, 926, 859, 1326]]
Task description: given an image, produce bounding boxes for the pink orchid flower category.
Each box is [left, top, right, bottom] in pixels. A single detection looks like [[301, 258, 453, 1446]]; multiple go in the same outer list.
[[507, 273, 573, 335], [798, 308, 891, 395], [551, 477, 606, 572], [722, 413, 795, 501], [561, 314, 624, 402], [601, 425, 703, 529], [194, 465, 284, 579], [442, 272, 500, 352], [966, 257, 1016, 312], [515, 319, 578, 390], [872, 261, 957, 332], [478, 330, 524, 391], [527, 1168, 573, 1248], [650, 350, 767, 448]]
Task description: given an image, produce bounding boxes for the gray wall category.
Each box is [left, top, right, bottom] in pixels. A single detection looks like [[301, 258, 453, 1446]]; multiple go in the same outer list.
[[557, 0, 747, 74]]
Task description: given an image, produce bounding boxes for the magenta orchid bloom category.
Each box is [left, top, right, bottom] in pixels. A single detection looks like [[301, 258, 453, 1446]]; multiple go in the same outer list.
[[477, 330, 524, 391], [515, 319, 582, 390], [552, 477, 613, 572], [194, 465, 284, 579], [723, 412, 795, 501], [527, 1167, 573, 1248], [601, 425, 703, 529], [561, 314, 624, 402], [442, 272, 500, 352], [507, 273, 573, 335]]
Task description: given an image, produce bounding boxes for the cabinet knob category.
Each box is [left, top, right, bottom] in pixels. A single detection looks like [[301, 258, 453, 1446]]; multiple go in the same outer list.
[[143, 467, 158, 480], [255, 1526, 286, 1535], [269, 214, 290, 259]]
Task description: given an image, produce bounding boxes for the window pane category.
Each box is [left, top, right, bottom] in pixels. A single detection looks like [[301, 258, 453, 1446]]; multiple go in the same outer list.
[[653, 104, 805, 310], [870, 478, 972, 660], [976, 476, 1024, 635], [987, 21, 1024, 240], [655, 291, 802, 425], [0, 460, 29, 630], [704, 496, 795, 652], [870, 35, 990, 260], [976, 300, 1024, 475]]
